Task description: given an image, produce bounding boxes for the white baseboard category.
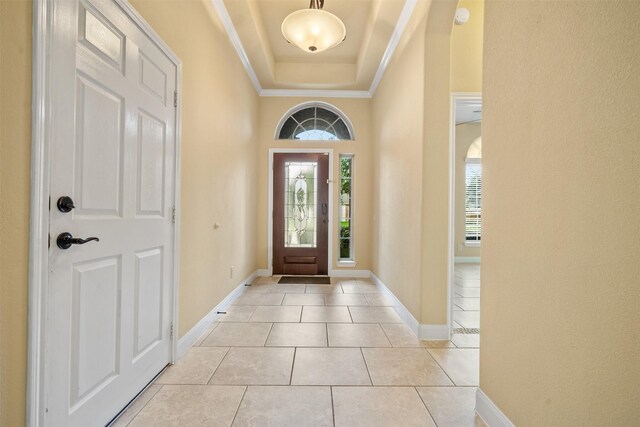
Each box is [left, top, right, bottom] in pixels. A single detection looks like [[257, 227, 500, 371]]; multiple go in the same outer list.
[[370, 272, 451, 341], [419, 324, 450, 340], [454, 257, 481, 263], [256, 269, 270, 277], [476, 388, 515, 427], [370, 272, 420, 337], [179, 269, 451, 359], [331, 269, 371, 278], [177, 270, 258, 357]]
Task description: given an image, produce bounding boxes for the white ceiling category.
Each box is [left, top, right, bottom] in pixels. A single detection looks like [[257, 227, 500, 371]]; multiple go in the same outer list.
[[215, 0, 417, 94], [456, 99, 482, 125]]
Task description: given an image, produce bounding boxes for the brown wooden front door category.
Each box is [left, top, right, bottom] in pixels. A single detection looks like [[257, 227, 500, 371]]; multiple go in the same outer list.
[[273, 152, 329, 275]]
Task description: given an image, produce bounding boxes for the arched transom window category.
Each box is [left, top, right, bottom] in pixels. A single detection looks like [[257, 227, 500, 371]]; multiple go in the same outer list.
[[277, 103, 354, 141]]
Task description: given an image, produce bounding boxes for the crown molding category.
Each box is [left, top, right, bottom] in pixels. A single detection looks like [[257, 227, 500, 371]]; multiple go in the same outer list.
[[210, 0, 416, 98], [210, 0, 262, 94], [368, 0, 418, 95], [260, 89, 372, 99]]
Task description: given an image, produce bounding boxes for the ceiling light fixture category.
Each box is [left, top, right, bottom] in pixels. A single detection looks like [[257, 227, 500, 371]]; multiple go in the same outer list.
[[281, 0, 346, 53]]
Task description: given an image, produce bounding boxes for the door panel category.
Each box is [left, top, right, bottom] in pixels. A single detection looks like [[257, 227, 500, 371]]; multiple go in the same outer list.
[[137, 111, 167, 216], [75, 75, 124, 216], [70, 257, 121, 407], [46, 1, 177, 425], [140, 52, 168, 103], [134, 247, 164, 359], [78, 3, 125, 72], [273, 153, 329, 275]]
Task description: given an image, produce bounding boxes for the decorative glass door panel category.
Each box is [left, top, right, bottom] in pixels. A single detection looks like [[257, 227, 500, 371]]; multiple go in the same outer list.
[[284, 162, 318, 248], [273, 153, 329, 275]]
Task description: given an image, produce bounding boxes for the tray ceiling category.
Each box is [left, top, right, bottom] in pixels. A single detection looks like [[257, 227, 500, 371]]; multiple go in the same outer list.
[[216, 0, 418, 94]]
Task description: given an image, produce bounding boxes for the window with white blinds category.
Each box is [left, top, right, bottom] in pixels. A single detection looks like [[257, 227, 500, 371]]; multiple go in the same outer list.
[[465, 162, 482, 243]]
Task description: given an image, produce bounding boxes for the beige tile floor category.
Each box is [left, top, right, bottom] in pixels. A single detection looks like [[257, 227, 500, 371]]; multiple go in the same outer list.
[[451, 263, 481, 346], [113, 275, 484, 427]]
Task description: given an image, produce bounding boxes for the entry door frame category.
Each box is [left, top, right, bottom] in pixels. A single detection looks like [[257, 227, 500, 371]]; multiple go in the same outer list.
[[448, 92, 482, 335], [27, 1, 182, 425], [268, 148, 334, 277]]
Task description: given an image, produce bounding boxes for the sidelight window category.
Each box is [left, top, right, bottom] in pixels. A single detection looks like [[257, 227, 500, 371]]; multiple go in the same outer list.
[[339, 155, 354, 261]]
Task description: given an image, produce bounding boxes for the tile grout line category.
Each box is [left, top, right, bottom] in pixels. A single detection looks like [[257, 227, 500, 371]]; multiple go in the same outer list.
[[200, 320, 220, 348], [264, 323, 275, 346], [246, 305, 257, 321], [330, 386, 336, 427], [359, 347, 374, 386], [120, 384, 163, 426], [229, 386, 248, 426], [378, 323, 394, 347], [325, 322, 330, 347], [451, 339, 460, 349], [424, 348, 458, 387], [414, 386, 440, 427], [206, 346, 232, 385], [289, 347, 297, 385]]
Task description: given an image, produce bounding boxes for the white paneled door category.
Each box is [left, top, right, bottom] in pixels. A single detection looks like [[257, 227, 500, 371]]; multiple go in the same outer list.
[[45, 1, 178, 425]]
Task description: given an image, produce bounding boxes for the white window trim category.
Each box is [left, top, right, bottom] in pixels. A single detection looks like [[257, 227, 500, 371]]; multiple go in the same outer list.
[[274, 101, 356, 141], [336, 260, 357, 268]]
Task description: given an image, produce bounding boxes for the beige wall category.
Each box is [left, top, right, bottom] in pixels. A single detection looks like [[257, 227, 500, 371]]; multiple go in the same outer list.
[[420, 0, 458, 326], [451, 0, 484, 93], [370, 0, 459, 325], [130, 0, 260, 337], [451, 0, 484, 261], [454, 122, 481, 258], [417, 0, 483, 326], [0, 2, 32, 425], [256, 97, 373, 273], [371, 19, 427, 318], [481, 1, 640, 424]]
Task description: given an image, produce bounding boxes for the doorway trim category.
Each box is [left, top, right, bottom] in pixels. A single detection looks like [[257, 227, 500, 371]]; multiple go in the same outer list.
[[27, 1, 182, 425], [448, 92, 482, 334], [267, 148, 335, 277]]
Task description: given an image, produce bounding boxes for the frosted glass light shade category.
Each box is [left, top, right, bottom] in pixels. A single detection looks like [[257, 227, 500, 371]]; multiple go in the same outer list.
[[281, 9, 346, 53]]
